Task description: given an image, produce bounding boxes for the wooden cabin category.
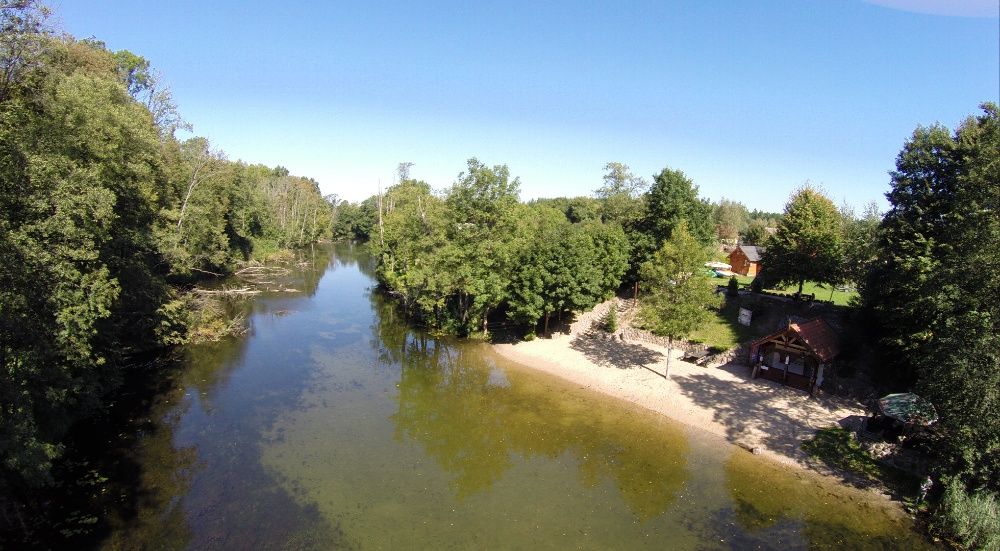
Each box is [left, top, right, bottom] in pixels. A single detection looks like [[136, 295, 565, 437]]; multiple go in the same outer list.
[[729, 245, 762, 276], [748, 317, 840, 395]]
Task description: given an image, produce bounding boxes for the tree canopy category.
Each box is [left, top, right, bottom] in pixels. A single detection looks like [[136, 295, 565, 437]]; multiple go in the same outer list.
[[638, 221, 721, 378], [0, 3, 333, 494], [865, 104, 1000, 493], [759, 186, 843, 294]]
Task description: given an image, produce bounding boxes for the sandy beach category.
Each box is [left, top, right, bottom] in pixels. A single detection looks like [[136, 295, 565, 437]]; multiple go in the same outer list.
[[493, 324, 864, 470]]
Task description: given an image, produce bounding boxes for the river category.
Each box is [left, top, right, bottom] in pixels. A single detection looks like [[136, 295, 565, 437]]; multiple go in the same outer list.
[[98, 242, 933, 550]]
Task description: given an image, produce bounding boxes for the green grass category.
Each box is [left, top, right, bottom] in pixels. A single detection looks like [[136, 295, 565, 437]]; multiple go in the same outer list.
[[689, 298, 767, 350], [710, 273, 859, 306], [773, 281, 858, 306]]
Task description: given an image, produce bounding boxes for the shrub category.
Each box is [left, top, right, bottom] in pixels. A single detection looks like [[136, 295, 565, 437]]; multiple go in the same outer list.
[[936, 480, 1000, 551], [605, 308, 619, 332], [727, 276, 739, 297]]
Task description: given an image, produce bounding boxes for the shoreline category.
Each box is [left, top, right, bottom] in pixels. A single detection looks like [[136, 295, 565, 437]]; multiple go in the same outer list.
[[492, 329, 865, 473]]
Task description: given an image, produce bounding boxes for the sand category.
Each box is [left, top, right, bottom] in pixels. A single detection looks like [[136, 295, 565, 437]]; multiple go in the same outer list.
[[493, 329, 865, 470]]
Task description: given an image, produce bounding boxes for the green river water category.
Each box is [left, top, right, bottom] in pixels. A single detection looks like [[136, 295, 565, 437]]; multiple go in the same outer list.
[[98, 243, 934, 550]]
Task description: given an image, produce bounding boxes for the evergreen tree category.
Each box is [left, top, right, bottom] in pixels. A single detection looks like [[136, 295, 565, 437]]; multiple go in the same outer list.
[[866, 104, 1000, 492]]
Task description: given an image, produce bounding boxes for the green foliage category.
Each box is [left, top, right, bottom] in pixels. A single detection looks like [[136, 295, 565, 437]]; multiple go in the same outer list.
[[713, 198, 749, 243], [759, 186, 844, 294], [0, 7, 333, 495], [727, 276, 739, 297], [644, 167, 715, 248], [936, 479, 1000, 551], [840, 201, 881, 287], [865, 104, 1000, 496], [604, 308, 619, 333], [639, 221, 721, 341], [371, 161, 629, 337], [741, 218, 771, 246], [595, 162, 647, 226]]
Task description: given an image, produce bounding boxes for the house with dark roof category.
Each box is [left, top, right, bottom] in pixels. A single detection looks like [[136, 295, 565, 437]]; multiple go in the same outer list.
[[729, 245, 762, 276], [748, 317, 840, 395]]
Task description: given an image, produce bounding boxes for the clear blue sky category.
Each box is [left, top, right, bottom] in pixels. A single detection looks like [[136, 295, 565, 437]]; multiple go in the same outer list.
[[53, 0, 998, 212]]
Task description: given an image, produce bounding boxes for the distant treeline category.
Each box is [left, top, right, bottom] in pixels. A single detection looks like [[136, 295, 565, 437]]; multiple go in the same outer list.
[[0, 1, 332, 498]]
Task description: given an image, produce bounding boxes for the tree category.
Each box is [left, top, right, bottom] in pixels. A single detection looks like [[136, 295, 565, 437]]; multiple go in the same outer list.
[[0, 0, 49, 102], [741, 218, 771, 246], [644, 167, 714, 247], [759, 186, 843, 294], [444, 158, 524, 335], [639, 222, 721, 379], [840, 201, 880, 288], [713, 198, 749, 243], [595, 162, 646, 225], [865, 104, 1000, 494]]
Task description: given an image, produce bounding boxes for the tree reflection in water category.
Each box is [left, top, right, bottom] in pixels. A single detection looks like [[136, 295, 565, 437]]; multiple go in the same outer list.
[[381, 306, 691, 521]]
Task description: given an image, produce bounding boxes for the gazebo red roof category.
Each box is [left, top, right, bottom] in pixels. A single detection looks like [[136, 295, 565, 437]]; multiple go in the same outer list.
[[751, 317, 841, 362]]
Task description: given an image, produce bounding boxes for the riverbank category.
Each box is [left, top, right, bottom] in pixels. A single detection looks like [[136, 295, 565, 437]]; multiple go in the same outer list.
[[493, 328, 864, 471]]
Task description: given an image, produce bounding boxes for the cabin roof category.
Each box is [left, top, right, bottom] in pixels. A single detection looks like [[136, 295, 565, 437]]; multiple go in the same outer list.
[[752, 317, 841, 363], [736, 245, 762, 262]]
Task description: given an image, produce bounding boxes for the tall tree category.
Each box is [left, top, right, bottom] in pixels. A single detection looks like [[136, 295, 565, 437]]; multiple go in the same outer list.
[[713, 198, 749, 243], [639, 222, 721, 379], [595, 161, 646, 225], [445, 158, 524, 335], [840, 201, 880, 288], [759, 186, 843, 294], [866, 104, 1000, 493], [644, 167, 714, 247]]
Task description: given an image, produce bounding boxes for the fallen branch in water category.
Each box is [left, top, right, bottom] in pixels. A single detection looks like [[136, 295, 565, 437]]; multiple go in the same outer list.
[[193, 286, 261, 297], [234, 265, 290, 276]]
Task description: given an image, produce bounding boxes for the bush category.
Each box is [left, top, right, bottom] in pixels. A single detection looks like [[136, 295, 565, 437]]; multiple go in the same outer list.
[[604, 308, 619, 332], [936, 480, 1000, 551], [727, 276, 739, 297]]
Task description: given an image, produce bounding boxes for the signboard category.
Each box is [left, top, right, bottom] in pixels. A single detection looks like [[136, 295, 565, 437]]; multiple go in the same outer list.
[[738, 308, 752, 326]]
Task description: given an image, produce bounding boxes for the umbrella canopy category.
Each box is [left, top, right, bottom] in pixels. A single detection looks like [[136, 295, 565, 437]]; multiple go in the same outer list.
[[877, 393, 938, 426]]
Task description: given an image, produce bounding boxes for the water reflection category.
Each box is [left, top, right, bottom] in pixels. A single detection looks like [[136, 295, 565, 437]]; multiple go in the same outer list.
[[717, 451, 933, 550], [391, 337, 691, 520], [99, 247, 350, 550], [91, 243, 935, 550]]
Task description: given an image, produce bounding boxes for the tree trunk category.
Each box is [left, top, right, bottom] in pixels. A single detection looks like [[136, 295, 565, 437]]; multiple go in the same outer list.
[[664, 336, 673, 380], [176, 159, 208, 230], [544, 312, 550, 335], [633, 281, 639, 300], [798, 277, 804, 295]]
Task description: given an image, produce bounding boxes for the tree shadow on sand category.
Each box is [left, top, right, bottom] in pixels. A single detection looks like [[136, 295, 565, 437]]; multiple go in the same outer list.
[[569, 333, 665, 373], [670, 362, 882, 490]]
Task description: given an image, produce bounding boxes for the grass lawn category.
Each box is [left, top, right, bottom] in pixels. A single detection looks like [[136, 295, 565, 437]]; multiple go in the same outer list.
[[712, 274, 859, 306], [689, 297, 771, 351]]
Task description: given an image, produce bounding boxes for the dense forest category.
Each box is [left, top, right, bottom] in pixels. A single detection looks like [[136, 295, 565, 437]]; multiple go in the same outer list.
[[0, 0, 332, 507], [353, 160, 724, 337]]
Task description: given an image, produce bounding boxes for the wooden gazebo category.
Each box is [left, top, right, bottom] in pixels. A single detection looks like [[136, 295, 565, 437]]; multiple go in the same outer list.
[[748, 317, 840, 395]]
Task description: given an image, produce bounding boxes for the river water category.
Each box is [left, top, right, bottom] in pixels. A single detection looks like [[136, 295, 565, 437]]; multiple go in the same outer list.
[[99, 243, 933, 550]]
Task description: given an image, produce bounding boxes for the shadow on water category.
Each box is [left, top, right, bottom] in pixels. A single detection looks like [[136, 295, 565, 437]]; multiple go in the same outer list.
[[17, 244, 356, 550]]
